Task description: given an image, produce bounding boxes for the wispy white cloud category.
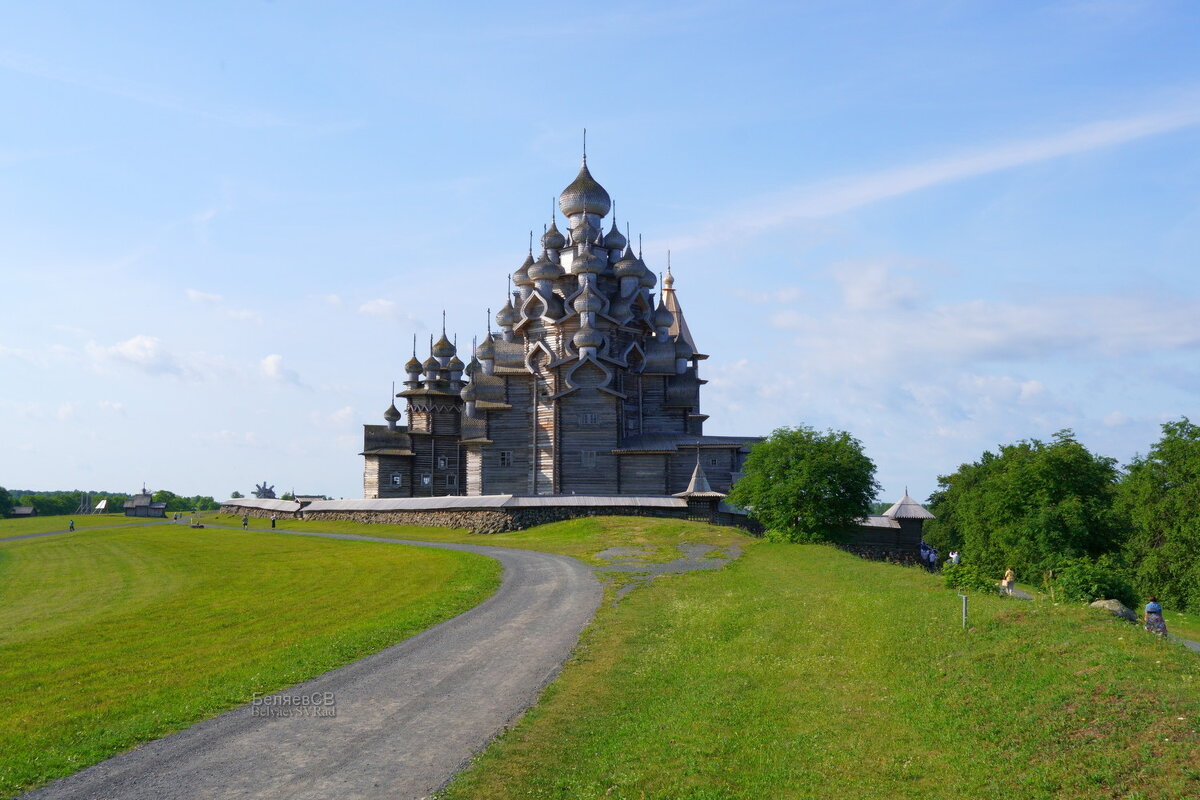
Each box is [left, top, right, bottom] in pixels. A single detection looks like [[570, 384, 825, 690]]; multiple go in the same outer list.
[[86, 335, 184, 376], [187, 288, 222, 304], [676, 103, 1200, 249], [260, 354, 305, 387]]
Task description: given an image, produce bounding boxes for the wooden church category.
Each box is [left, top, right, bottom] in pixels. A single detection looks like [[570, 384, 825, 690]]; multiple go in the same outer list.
[[361, 155, 759, 498]]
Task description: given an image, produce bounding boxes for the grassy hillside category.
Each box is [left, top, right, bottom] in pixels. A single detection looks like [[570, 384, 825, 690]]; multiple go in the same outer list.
[[0, 525, 500, 798], [0, 513, 159, 537], [442, 543, 1200, 800]]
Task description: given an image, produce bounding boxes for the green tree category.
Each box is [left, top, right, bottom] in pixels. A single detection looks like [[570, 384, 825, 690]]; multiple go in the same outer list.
[[728, 425, 879, 543], [0, 486, 12, 517], [230, 491, 244, 499], [1117, 417, 1200, 612], [923, 430, 1122, 581]]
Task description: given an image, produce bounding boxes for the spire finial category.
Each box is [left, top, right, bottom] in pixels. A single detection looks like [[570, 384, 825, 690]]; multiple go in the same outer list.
[[412, 333, 417, 358], [441, 310, 446, 336], [638, 233, 643, 259], [487, 307, 492, 335], [528, 230, 533, 254], [473, 336, 477, 357], [582, 128, 587, 163]]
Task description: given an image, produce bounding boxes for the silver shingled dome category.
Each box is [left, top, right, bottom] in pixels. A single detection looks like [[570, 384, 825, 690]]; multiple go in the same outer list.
[[558, 159, 611, 218]]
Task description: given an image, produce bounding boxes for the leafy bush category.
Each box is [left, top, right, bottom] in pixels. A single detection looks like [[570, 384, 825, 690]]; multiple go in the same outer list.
[[1053, 557, 1136, 607], [943, 563, 999, 593]]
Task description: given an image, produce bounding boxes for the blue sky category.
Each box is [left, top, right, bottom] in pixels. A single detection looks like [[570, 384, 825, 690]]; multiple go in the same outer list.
[[2, 0, 1198, 502]]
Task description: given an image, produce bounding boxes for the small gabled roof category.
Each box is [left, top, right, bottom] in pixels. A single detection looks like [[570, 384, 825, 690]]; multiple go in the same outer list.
[[882, 492, 935, 520]]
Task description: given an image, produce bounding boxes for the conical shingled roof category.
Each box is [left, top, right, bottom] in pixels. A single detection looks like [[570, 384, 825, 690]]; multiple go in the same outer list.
[[674, 453, 726, 498], [882, 492, 935, 520]]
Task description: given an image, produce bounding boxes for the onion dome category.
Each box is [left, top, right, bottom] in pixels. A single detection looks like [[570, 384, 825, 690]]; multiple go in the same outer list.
[[674, 336, 694, 360], [542, 220, 566, 251], [495, 298, 517, 328], [464, 355, 481, 377], [460, 381, 477, 402], [513, 252, 534, 286], [574, 286, 605, 314], [383, 401, 401, 422], [654, 299, 674, 329], [570, 242, 603, 275], [613, 243, 641, 280], [638, 257, 657, 289], [528, 250, 563, 282], [447, 355, 465, 372], [663, 262, 675, 289], [573, 325, 604, 350], [405, 354, 423, 374], [559, 158, 611, 218], [432, 331, 456, 358], [603, 220, 626, 251], [571, 214, 598, 247], [477, 334, 496, 360], [422, 355, 440, 373]]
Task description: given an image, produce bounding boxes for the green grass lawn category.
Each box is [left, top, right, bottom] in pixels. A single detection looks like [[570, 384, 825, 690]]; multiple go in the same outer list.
[[0, 524, 501, 798], [204, 513, 748, 565], [441, 543, 1200, 800], [0, 513, 162, 538]]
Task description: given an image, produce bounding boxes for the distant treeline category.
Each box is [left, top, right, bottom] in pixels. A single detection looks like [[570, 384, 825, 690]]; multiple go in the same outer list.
[[0, 488, 220, 517]]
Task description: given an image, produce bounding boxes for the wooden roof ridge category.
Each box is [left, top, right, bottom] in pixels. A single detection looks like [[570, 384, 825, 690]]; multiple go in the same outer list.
[[882, 491, 935, 520]]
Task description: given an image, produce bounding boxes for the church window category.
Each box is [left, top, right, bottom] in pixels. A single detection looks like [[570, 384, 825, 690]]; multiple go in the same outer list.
[[581, 450, 597, 468], [710, 456, 719, 467], [391, 474, 403, 486], [499, 451, 514, 467], [421, 473, 432, 487], [446, 474, 458, 488], [437, 455, 448, 470], [579, 412, 598, 425]]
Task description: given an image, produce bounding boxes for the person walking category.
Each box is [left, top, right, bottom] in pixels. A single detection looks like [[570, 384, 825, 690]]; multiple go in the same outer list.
[[1001, 568, 1016, 595], [242, 514, 249, 531], [270, 513, 277, 529], [68, 519, 75, 532], [1144, 596, 1169, 637]]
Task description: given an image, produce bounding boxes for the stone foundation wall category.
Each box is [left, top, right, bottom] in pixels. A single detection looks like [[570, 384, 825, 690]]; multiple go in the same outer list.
[[220, 505, 295, 520], [301, 505, 689, 534], [836, 543, 922, 566]]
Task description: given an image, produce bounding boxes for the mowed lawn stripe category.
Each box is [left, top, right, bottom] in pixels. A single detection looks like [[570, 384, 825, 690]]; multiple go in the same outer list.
[[442, 543, 1200, 800], [0, 526, 501, 798]]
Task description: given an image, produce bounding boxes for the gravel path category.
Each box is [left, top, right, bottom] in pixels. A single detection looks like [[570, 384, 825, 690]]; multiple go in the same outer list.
[[22, 529, 602, 800]]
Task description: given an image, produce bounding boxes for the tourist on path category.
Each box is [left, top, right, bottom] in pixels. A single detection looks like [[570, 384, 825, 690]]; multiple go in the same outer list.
[[1144, 596, 1169, 637], [270, 514, 277, 529], [1001, 568, 1015, 595], [68, 520, 74, 532], [242, 514, 249, 530]]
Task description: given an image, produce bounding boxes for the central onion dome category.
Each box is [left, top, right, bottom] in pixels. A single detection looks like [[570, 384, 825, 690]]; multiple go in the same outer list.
[[432, 332, 456, 358], [559, 158, 611, 218]]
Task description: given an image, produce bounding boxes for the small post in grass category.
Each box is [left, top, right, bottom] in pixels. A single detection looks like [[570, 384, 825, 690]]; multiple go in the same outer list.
[[958, 594, 968, 629]]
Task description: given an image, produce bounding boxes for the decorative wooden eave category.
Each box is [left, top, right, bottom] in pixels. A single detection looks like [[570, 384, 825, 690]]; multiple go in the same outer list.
[[459, 437, 493, 446], [474, 400, 512, 411], [359, 447, 416, 457]]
